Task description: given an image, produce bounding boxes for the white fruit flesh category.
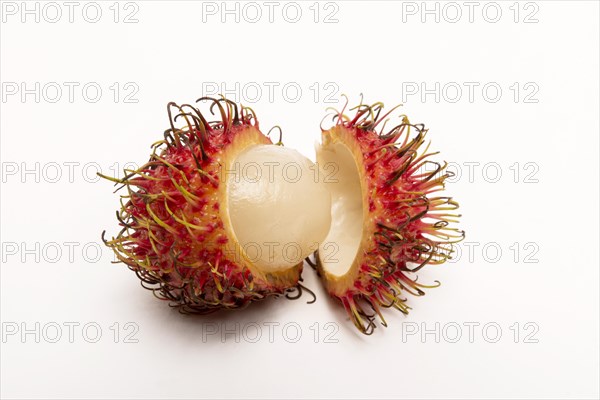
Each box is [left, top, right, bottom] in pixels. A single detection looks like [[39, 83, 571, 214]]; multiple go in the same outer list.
[[228, 144, 332, 271], [316, 141, 364, 277]]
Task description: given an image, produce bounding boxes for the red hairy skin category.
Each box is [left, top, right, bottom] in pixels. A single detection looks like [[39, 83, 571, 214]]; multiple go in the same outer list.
[[314, 99, 464, 334], [101, 98, 302, 314]]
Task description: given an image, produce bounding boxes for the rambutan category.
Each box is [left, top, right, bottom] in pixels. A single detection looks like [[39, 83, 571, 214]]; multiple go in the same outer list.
[[101, 97, 330, 313], [312, 98, 464, 334]]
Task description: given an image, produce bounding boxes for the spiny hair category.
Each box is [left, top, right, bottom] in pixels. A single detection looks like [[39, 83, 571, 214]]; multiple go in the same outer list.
[[315, 96, 464, 334]]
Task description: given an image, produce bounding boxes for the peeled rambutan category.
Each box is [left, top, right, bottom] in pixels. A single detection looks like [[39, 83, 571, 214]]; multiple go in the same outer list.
[[312, 98, 464, 334], [101, 97, 330, 313]]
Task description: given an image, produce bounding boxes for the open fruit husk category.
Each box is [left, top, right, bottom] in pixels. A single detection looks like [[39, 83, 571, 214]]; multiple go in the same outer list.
[[312, 98, 464, 334]]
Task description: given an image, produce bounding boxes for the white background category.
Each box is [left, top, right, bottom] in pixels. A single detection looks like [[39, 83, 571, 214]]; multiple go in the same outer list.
[[1, 1, 599, 399]]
